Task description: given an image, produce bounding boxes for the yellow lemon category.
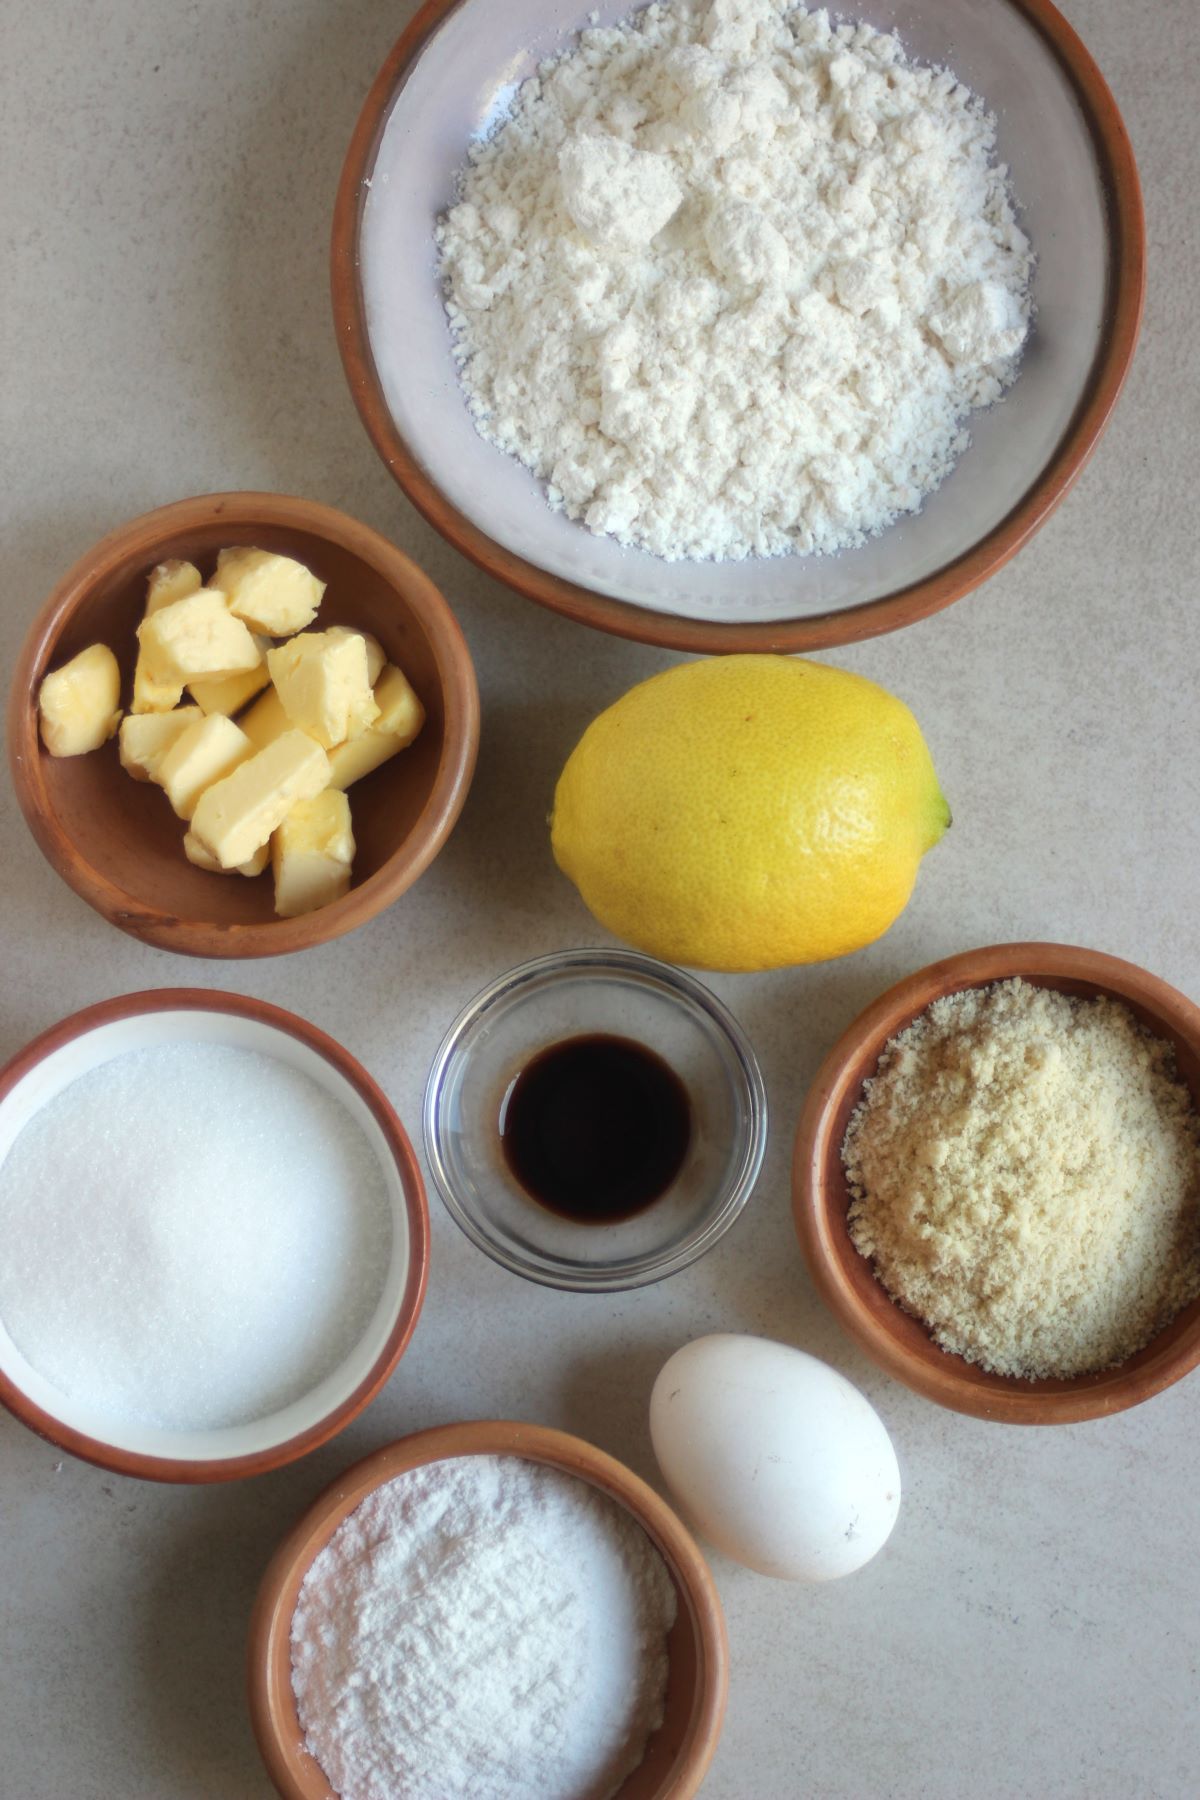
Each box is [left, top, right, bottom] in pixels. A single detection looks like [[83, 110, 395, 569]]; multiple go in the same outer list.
[[551, 655, 950, 972]]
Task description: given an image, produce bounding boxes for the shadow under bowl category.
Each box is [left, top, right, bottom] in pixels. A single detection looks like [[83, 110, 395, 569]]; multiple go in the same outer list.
[[792, 943, 1200, 1424]]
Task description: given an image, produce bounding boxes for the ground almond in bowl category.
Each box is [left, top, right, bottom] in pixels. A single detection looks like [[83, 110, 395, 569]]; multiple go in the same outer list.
[[438, 0, 1033, 563], [842, 979, 1200, 1380], [291, 1455, 677, 1800]]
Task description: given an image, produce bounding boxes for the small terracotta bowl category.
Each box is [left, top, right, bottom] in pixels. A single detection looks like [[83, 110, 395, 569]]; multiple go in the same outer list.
[[793, 944, 1200, 1425], [0, 990, 429, 1481], [8, 492, 480, 957], [248, 1421, 729, 1800]]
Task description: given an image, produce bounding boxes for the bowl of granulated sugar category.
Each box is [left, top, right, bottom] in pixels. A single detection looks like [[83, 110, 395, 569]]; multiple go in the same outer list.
[[249, 1421, 728, 1800], [333, 0, 1144, 653], [793, 943, 1200, 1425], [0, 990, 429, 1480]]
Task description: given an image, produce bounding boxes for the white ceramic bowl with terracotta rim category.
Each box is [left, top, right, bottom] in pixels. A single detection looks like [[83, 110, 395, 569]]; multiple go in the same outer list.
[[793, 943, 1200, 1424], [8, 492, 480, 958], [0, 989, 430, 1481], [332, 0, 1145, 653], [248, 1420, 729, 1800]]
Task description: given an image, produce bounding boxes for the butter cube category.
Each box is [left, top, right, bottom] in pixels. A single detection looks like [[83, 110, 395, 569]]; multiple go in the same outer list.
[[372, 663, 425, 742], [267, 631, 379, 750], [38, 644, 123, 756], [326, 626, 385, 686], [272, 790, 355, 918], [145, 560, 202, 614], [132, 660, 184, 714], [183, 830, 269, 877], [157, 714, 254, 820], [191, 730, 331, 869], [137, 588, 262, 685], [217, 548, 324, 636], [188, 648, 272, 718], [132, 562, 203, 712], [118, 705, 203, 782], [326, 663, 425, 790], [239, 684, 292, 753]]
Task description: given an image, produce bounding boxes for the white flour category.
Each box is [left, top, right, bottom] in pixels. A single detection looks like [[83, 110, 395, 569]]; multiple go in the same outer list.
[[437, 0, 1033, 563], [290, 1456, 678, 1800]]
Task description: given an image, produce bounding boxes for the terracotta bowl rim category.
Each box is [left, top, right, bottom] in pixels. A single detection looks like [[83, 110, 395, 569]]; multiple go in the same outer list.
[[792, 942, 1200, 1424], [0, 988, 431, 1482], [7, 490, 481, 959], [330, 0, 1146, 655], [247, 1419, 729, 1800]]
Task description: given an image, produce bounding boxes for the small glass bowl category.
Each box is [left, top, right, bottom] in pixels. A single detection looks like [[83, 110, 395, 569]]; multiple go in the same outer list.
[[423, 949, 768, 1291]]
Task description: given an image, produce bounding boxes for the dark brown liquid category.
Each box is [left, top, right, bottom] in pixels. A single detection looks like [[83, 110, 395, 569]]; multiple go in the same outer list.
[[500, 1034, 692, 1223]]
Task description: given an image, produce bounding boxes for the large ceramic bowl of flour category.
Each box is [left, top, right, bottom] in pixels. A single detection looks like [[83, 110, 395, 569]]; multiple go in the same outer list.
[[333, 0, 1144, 652]]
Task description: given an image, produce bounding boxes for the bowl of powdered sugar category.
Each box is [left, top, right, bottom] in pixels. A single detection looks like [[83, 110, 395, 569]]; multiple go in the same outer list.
[[793, 944, 1200, 1425], [249, 1421, 728, 1800], [334, 0, 1143, 650], [0, 990, 429, 1479]]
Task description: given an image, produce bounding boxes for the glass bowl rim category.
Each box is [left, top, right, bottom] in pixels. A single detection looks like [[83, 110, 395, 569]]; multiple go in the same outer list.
[[423, 947, 769, 1292]]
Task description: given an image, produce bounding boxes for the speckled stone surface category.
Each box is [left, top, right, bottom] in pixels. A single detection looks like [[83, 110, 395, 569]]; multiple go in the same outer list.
[[1, 2, 1197, 1796]]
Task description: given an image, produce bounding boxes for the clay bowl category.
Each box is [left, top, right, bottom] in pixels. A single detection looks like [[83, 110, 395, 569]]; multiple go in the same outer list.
[[793, 944, 1200, 1424], [8, 492, 479, 957], [0, 990, 429, 1482], [332, 0, 1144, 653], [248, 1421, 728, 1799]]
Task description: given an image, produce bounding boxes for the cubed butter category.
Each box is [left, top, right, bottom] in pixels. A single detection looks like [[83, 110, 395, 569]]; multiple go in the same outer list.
[[190, 729, 330, 869], [371, 663, 425, 743], [137, 588, 262, 685], [188, 648, 272, 718], [326, 663, 425, 790], [157, 714, 254, 820], [217, 548, 324, 636], [267, 631, 379, 750], [239, 684, 292, 753], [327, 625, 386, 686], [132, 561, 203, 712], [37, 644, 123, 757], [271, 789, 355, 918], [145, 560, 202, 614], [182, 830, 269, 877], [118, 705, 203, 782]]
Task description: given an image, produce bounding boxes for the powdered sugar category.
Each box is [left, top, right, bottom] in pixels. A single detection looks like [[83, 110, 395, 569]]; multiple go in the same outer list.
[[437, 0, 1033, 563], [291, 1455, 678, 1800]]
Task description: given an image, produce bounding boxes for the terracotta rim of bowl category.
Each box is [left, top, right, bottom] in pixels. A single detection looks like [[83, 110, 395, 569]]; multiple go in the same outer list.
[[331, 0, 1146, 654], [0, 989, 431, 1481], [7, 491, 480, 958], [793, 943, 1200, 1424], [247, 1420, 729, 1800]]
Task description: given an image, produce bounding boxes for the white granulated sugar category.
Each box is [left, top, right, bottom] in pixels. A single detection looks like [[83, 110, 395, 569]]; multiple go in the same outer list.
[[0, 1044, 392, 1431], [438, 0, 1034, 563], [291, 1455, 678, 1800]]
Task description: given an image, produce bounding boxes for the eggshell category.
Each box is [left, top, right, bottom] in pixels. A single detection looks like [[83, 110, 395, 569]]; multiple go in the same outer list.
[[649, 1333, 901, 1581]]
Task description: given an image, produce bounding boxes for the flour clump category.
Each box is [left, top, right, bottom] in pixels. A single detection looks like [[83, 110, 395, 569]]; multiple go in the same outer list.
[[438, 0, 1034, 563]]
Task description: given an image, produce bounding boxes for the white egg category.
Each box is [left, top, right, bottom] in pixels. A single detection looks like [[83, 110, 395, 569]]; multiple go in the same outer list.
[[649, 1333, 901, 1581]]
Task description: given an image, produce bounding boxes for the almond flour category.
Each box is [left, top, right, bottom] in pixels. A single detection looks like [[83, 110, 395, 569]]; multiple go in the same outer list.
[[842, 979, 1200, 1380], [437, 0, 1033, 563]]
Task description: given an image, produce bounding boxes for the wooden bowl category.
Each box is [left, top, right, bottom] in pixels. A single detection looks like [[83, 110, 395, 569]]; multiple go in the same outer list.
[[793, 944, 1200, 1425], [331, 0, 1145, 654], [0, 989, 430, 1481], [248, 1421, 729, 1799], [8, 493, 480, 957]]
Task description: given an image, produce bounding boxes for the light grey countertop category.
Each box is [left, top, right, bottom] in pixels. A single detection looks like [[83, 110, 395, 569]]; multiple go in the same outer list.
[[2, 2, 1197, 1796]]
